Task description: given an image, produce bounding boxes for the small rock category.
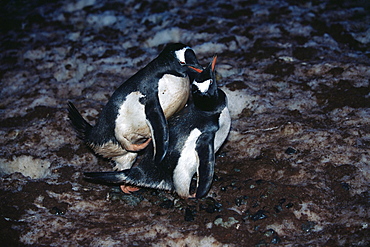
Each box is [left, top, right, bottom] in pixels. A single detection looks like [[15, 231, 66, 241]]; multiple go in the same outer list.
[[251, 210, 268, 221], [50, 206, 65, 216], [214, 217, 239, 228], [159, 199, 174, 209], [301, 221, 315, 232], [341, 182, 350, 191], [243, 210, 251, 220], [262, 229, 281, 245], [260, 194, 268, 199], [271, 236, 281, 244], [108, 192, 142, 206], [206, 222, 213, 229], [200, 197, 222, 213], [235, 196, 248, 206], [279, 198, 286, 204], [264, 229, 275, 237], [213, 175, 221, 182], [285, 147, 297, 154], [256, 179, 265, 185], [184, 207, 196, 222], [214, 218, 223, 226], [274, 204, 283, 213], [285, 202, 294, 209]]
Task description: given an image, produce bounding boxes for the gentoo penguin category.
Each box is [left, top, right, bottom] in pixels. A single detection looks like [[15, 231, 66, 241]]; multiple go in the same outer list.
[[68, 43, 202, 171], [84, 56, 231, 199]]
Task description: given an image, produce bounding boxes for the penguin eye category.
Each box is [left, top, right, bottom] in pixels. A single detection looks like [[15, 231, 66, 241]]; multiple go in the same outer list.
[[179, 61, 186, 65]]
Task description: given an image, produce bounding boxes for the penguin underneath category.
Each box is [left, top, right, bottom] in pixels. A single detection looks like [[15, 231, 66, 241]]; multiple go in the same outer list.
[[68, 43, 202, 173], [84, 55, 231, 199]]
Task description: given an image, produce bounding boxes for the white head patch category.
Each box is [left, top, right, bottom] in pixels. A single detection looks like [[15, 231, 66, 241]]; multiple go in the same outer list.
[[193, 79, 212, 93], [175, 47, 190, 64]]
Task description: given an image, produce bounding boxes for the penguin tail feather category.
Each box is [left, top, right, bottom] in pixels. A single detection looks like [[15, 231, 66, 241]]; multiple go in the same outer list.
[[84, 169, 174, 191], [84, 171, 128, 184], [67, 101, 92, 139]]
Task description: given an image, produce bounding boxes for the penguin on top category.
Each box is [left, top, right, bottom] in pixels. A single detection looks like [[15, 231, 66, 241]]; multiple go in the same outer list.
[[84, 55, 231, 199], [68, 43, 203, 175]]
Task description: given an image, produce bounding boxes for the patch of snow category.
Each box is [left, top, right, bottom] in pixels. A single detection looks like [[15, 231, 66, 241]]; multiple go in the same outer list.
[[0, 156, 51, 179]]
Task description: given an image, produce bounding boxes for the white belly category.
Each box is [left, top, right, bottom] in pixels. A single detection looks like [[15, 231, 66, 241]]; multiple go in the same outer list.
[[158, 74, 190, 118], [114, 74, 190, 149], [114, 91, 149, 148], [173, 128, 202, 198], [214, 106, 231, 152]]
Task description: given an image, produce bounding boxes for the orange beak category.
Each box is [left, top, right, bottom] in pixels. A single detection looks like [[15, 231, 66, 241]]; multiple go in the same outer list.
[[188, 66, 203, 73], [211, 55, 217, 71]]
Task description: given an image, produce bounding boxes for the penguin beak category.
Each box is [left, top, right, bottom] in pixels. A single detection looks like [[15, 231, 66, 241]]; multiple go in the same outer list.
[[211, 55, 217, 71], [187, 65, 203, 73], [188, 54, 217, 74]]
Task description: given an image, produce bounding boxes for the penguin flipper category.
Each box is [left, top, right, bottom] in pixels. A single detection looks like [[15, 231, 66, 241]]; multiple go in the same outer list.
[[67, 101, 92, 139], [143, 95, 169, 164], [125, 165, 174, 190], [195, 132, 216, 199]]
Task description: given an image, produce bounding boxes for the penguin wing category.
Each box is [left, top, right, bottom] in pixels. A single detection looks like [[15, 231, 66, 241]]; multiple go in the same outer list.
[[143, 94, 169, 164], [194, 132, 216, 198]]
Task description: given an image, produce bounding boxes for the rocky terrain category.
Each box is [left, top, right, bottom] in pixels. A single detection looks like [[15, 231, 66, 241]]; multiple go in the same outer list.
[[1, 0, 369, 246]]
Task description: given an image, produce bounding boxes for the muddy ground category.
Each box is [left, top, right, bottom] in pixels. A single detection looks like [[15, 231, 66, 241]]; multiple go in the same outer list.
[[1, 0, 369, 246]]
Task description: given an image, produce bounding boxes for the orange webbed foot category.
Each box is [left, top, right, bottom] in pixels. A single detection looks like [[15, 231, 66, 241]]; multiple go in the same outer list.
[[120, 185, 140, 194], [125, 138, 152, 152]]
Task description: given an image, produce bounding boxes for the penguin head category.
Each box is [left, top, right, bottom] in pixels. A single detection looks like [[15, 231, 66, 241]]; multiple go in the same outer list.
[[190, 55, 219, 111], [161, 43, 203, 73]]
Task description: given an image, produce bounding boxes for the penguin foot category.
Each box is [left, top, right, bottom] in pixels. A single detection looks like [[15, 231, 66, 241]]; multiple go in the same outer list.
[[188, 193, 196, 199], [125, 138, 152, 152], [120, 185, 140, 194]]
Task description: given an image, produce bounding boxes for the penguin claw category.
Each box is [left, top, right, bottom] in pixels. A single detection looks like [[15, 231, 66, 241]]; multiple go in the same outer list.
[[120, 185, 140, 194], [125, 138, 152, 152]]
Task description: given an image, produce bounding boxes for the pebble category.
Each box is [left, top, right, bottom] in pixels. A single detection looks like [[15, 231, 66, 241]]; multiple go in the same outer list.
[[159, 199, 174, 209], [301, 221, 316, 232], [285, 202, 294, 209], [274, 204, 283, 213], [251, 210, 269, 221], [235, 195, 248, 206], [285, 147, 297, 154], [107, 191, 142, 206], [271, 236, 281, 244], [50, 206, 65, 216], [264, 229, 275, 237], [184, 207, 196, 222], [200, 197, 222, 213], [341, 182, 350, 191], [214, 217, 239, 228]]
